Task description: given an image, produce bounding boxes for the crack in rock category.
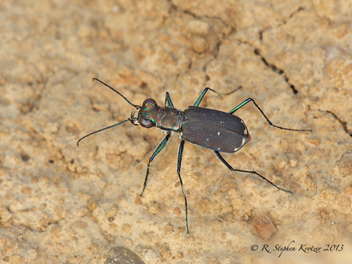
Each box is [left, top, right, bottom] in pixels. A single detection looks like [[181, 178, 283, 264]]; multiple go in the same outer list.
[[254, 48, 298, 94]]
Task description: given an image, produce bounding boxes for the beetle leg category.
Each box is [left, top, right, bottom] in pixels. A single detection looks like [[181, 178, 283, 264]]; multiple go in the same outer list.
[[176, 140, 190, 234], [140, 133, 171, 196], [214, 151, 293, 194], [164, 92, 174, 107], [193, 88, 221, 107], [193, 86, 242, 107], [228, 98, 312, 132]]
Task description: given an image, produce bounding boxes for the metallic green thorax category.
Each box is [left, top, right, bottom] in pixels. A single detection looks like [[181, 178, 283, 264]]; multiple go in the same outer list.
[[156, 106, 184, 131]]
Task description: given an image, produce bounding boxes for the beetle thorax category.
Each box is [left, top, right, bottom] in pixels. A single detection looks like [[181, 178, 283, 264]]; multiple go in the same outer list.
[[156, 106, 184, 132]]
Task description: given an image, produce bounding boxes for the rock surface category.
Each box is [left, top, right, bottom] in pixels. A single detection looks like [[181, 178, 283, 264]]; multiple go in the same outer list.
[[0, 0, 351, 263]]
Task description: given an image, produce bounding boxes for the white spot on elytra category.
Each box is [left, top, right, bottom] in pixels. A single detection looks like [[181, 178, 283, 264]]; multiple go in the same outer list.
[[234, 147, 239, 151], [244, 128, 247, 135], [217, 147, 221, 150], [241, 138, 246, 146], [217, 132, 220, 136]]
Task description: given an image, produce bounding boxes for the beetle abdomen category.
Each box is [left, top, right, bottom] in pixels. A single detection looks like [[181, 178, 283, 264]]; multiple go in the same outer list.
[[181, 106, 251, 153]]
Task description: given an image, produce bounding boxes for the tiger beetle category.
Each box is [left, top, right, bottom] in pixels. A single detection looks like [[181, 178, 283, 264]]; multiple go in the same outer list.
[[77, 78, 312, 234]]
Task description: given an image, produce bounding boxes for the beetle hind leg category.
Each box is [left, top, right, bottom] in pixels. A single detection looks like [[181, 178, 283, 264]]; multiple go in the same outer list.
[[214, 151, 293, 194], [228, 98, 311, 132]]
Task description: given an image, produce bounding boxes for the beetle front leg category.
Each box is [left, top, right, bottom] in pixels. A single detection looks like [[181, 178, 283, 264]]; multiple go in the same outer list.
[[164, 92, 174, 107], [140, 133, 171, 196], [214, 151, 293, 194]]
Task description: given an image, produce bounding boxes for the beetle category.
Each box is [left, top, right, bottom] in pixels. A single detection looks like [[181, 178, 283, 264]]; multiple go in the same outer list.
[[77, 78, 311, 234]]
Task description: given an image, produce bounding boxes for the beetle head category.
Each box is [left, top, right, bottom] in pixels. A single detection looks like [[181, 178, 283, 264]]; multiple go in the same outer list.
[[134, 98, 159, 128]]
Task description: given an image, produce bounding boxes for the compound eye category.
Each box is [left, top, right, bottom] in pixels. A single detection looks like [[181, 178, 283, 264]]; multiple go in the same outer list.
[[142, 98, 157, 108], [139, 117, 154, 128]]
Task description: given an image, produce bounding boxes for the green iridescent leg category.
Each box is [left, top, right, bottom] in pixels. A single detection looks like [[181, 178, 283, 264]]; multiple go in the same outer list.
[[140, 133, 171, 196], [164, 92, 174, 107], [228, 98, 312, 132], [193, 86, 242, 107]]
